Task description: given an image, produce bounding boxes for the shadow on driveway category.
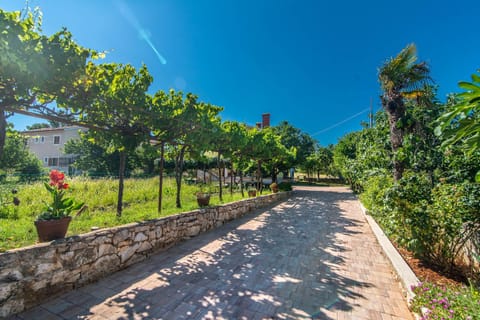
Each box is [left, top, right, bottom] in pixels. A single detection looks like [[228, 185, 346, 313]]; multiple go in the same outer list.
[[17, 187, 380, 320]]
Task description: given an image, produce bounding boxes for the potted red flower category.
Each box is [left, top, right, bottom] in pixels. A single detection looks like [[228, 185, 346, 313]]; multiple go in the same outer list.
[[34, 170, 84, 242]]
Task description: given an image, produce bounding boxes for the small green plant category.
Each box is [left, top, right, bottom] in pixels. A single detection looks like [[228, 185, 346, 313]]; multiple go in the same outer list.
[[411, 281, 480, 319], [0, 187, 20, 219], [278, 181, 292, 191], [37, 170, 84, 220]]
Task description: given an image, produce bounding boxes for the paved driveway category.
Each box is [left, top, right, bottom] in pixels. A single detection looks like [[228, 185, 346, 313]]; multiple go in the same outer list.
[[14, 186, 412, 320]]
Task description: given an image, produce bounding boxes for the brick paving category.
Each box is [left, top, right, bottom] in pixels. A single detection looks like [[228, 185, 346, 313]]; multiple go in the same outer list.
[[12, 186, 413, 319]]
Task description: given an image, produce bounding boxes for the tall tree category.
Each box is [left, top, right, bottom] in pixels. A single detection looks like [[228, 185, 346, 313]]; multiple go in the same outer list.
[[0, 9, 95, 160], [80, 63, 152, 216], [272, 121, 316, 171], [223, 121, 249, 196], [156, 91, 221, 208], [378, 44, 430, 181]]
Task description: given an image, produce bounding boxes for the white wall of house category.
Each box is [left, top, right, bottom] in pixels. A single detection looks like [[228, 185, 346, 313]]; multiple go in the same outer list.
[[22, 126, 85, 173]]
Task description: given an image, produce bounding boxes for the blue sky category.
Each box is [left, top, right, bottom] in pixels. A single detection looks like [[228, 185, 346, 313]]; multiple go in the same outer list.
[[2, 0, 479, 145]]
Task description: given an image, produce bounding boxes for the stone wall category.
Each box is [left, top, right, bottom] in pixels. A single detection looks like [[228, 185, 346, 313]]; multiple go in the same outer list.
[[0, 192, 290, 317]]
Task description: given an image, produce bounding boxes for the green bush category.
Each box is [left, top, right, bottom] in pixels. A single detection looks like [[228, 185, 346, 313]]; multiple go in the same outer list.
[[383, 171, 435, 256], [359, 173, 392, 216], [18, 154, 44, 182], [427, 182, 480, 275], [278, 181, 292, 191]]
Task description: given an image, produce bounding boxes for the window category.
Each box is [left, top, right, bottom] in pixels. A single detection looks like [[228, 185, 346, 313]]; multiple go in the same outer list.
[[44, 157, 48, 164], [58, 157, 75, 166], [48, 158, 58, 166], [34, 137, 39, 144], [53, 136, 60, 144], [41, 136, 45, 143]]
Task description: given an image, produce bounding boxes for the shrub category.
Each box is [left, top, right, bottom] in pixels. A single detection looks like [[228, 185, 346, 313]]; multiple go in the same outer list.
[[383, 171, 435, 256], [278, 181, 292, 191], [427, 182, 480, 275], [359, 173, 392, 216]]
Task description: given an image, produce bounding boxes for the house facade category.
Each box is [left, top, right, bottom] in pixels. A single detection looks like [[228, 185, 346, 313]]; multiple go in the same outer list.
[[22, 126, 85, 173]]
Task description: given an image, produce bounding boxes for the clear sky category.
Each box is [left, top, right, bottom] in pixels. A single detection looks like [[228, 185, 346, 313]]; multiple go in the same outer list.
[[2, 0, 479, 145]]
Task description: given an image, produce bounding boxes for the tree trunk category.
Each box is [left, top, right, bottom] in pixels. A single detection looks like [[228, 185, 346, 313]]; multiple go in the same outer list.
[[157, 142, 165, 213], [271, 167, 276, 184], [0, 110, 7, 162], [240, 165, 245, 197], [203, 163, 206, 183], [174, 146, 186, 208], [230, 163, 234, 195], [256, 160, 262, 193], [384, 97, 406, 181], [117, 150, 126, 217], [217, 152, 223, 202]]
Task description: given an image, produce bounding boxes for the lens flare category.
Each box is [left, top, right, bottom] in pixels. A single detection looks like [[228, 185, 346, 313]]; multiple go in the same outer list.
[[116, 1, 167, 65]]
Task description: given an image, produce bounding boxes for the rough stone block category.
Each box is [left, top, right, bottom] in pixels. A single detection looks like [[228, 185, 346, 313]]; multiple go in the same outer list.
[[69, 242, 88, 251], [93, 254, 120, 273], [137, 241, 153, 253], [0, 298, 24, 318], [0, 269, 23, 283], [35, 262, 62, 276], [98, 243, 116, 257], [119, 243, 140, 264], [134, 232, 148, 242], [112, 229, 130, 245], [73, 247, 97, 268], [90, 235, 112, 246]]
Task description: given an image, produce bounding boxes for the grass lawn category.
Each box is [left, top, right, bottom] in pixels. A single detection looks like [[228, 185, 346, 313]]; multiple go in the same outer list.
[[0, 177, 260, 252]]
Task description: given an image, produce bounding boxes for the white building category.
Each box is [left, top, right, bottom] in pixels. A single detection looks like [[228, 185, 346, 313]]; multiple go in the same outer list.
[[22, 126, 85, 173]]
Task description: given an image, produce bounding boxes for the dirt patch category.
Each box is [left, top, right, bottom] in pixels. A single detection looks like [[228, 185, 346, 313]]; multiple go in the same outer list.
[[394, 245, 466, 287]]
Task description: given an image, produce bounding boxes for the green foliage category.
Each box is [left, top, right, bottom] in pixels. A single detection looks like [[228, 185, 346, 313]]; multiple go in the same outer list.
[[333, 115, 391, 192], [359, 173, 393, 216], [17, 154, 44, 182], [0, 126, 44, 180], [378, 43, 431, 181], [301, 146, 335, 179], [383, 171, 434, 255], [436, 71, 480, 182], [411, 281, 480, 319], [427, 182, 480, 273], [0, 186, 20, 219], [272, 121, 316, 168], [440, 147, 480, 183], [437, 71, 480, 154], [0, 8, 94, 150], [26, 123, 50, 130], [277, 182, 292, 191]]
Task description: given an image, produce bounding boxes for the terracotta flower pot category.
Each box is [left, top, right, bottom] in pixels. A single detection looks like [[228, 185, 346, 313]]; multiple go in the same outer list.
[[196, 193, 211, 207], [34, 216, 72, 242]]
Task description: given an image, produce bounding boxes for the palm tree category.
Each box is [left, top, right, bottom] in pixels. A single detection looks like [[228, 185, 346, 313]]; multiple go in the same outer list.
[[378, 44, 430, 181]]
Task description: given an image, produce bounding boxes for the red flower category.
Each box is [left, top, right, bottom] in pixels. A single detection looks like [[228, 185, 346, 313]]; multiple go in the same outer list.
[[49, 170, 67, 189]]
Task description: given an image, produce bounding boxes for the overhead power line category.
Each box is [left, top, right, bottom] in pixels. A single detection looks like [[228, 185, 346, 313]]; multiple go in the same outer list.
[[311, 108, 370, 136]]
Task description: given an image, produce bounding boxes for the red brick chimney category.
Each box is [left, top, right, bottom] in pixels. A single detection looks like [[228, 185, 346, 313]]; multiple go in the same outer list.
[[262, 113, 270, 128]]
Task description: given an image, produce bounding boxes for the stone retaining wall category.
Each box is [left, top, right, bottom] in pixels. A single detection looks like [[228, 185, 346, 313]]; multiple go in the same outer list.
[[0, 192, 290, 317]]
